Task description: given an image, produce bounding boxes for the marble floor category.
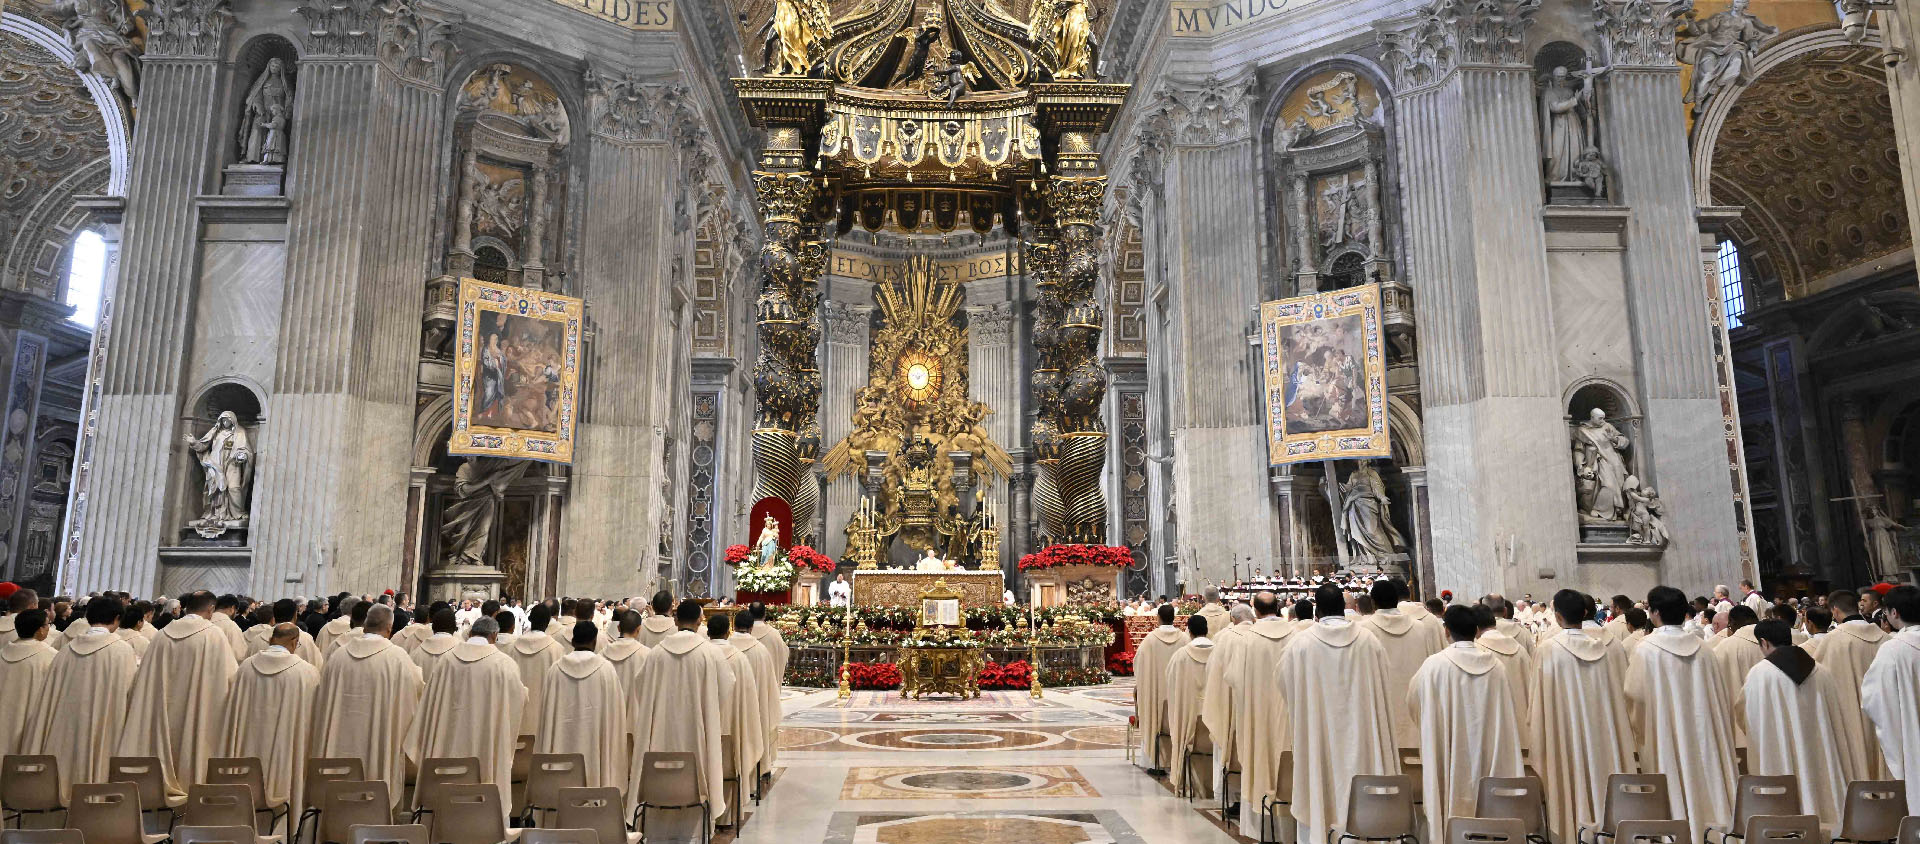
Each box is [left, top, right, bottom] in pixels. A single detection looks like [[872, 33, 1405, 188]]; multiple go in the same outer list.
[[727, 679, 1248, 844]]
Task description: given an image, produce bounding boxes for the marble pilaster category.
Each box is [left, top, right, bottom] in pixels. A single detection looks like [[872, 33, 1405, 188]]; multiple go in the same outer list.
[[1378, 0, 1581, 598], [822, 301, 870, 559], [1131, 71, 1276, 586], [63, 14, 230, 595], [558, 77, 679, 597], [1594, 5, 1746, 592], [1871, 3, 1920, 254], [967, 301, 1017, 542]]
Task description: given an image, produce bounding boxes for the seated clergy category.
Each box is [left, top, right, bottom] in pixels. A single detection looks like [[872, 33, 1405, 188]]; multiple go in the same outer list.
[[217, 623, 319, 812], [1133, 603, 1189, 773], [1742, 619, 1863, 829], [1409, 605, 1524, 839], [405, 616, 526, 817], [1165, 614, 1216, 797]]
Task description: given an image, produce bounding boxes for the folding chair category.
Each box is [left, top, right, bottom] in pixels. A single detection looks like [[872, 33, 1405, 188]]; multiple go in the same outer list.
[[519, 755, 585, 827], [182, 784, 280, 843], [424, 783, 520, 844], [509, 736, 534, 820], [1331, 775, 1418, 844], [555, 788, 639, 844], [517, 831, 596, 844], [630, 753, 711, 844], [0, 830, 83, 844], [313, 781, 392, 844], [1611, 820, 1693, 844], [69, 783, 170, 844], [0, 756, 64, 829], [406, 758, 480, 825], [174, 826, 261, 844], [1831, 782, 1908, 844], [293, 758, 364, 844], [1475, 776, 1549, 844], [1712, 777, 1803, 844], [1447, 817, 1528, 844], [106, 756, 183, 831], [206, 757, 291, 835], [344, 825, 426, 844], [1578, 774, 1672, 844], [1741, 815, 1822, 844], [1896, 818, 1920, 844], [1179, 721, 1215, 801], [1259, 750, 1295, 844]]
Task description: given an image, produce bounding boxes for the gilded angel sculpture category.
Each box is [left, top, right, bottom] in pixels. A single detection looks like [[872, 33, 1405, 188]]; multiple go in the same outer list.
[[758, 0, 833, 76], [1030, 0, 1097, 80]]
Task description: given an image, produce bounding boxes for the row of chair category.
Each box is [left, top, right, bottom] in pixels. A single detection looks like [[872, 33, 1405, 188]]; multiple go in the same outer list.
[[4, 823, 626, 844]]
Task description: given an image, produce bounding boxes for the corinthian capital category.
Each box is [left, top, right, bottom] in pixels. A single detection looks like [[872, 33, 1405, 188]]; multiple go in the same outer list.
[[1139, 72, 1258, 147], [1377, 0, 1542, 89], [377, 1, 462, 85], [142, 0, 234, 58], [296, 0, 381, 56], [1592, 0, 1692, 66]]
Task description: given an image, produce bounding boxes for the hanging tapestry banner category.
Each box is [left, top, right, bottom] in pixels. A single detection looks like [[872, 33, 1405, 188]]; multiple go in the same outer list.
[[450, 278, 584, 464], [1258, 283, 1389, 465]]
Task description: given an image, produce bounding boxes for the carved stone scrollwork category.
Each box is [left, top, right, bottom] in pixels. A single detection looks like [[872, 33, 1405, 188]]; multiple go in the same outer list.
[[1592, 0, 1691, 67], [142, 0, 234, 58], [295, 0, 382, 56], [583, 66, 661, 143], [378, 0, 462, 86], [1136, 74, 1257, 147], [1377, 0, 1542, 89], [968, 303, 1015, 346]]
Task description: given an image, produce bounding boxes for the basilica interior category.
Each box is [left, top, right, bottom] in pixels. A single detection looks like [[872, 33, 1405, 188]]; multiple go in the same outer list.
[[0, 0, 1913, 607]]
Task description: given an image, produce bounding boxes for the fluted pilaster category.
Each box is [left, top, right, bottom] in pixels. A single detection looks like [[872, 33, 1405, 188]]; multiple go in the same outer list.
[[65, 57, 224, 594], [821, 301, 869, 558]]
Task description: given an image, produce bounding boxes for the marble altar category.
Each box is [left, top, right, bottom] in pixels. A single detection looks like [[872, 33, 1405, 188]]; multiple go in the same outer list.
[[852, 570, 1005, 609]]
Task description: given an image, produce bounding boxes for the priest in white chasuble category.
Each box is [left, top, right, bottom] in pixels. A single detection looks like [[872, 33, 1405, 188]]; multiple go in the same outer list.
[[211, 595, 249, 662], [118, 590, 238, 800], [708, 614, 765, 827], [0, 610, 55, 760], [21, 600, 136, 800], [390, 602, 436, 653], [1528, 590, 1635, 844], [638, 591, 678, 647], [411, 607, 463, 682], [1363, 579, 1442, 750], [405, 615, 526, 816], [605, 610, 651, 694], [1742, 620, 1862, 828], [1860, 585, 1920, 812], [627, 600, 735, 837], [1165, 614, 1216, 797], [507, 604, 569, 738], [1410, 606, 1525, 840], [0, 586, 38, 646], [731, 611, 783, 777], [1133, 603, 1190, 773], [1714, 606, 1765, 743], [747, 602, 789, 687], [1624, 586, 1736, 843], [243, 599, 324, 668], [1489, 595, 1536, 654], [217, 623, 319, 812], [1195, 588, 1232, 634], [1233, 593, 1299, 840], [1278, 585, 1400, 844], [1201, 604, 1254, 802], [320, 599, 369, 658], [1472, 606, 1533, 744], [537, 624, 629, 799], [116, 605, 151, 663], [1808, 589, 1890, 778], [309, 604, 423, 805]]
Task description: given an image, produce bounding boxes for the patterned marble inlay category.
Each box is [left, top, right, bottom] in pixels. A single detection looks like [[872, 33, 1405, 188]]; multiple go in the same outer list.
[[821, 691, 1061, 710], [825, 810, 1147, 844], [841, 766, 1099, 799]]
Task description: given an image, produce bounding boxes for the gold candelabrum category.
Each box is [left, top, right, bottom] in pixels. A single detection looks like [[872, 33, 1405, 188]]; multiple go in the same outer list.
[[837, 604, 854, 700], [854, 496, 882, 570], [979, 503, 1000, 570], [1024, 613, 1044, 699]]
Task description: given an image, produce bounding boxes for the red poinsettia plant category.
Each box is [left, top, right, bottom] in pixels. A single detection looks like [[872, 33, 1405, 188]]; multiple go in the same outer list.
[[1106, 651, 1135, 676], [788, 545, 835, 574], [845, 662, 903, 690], [723, 544, 752, 566], [1017, 544, 1135, 571], [978, 660, 1033, 690]]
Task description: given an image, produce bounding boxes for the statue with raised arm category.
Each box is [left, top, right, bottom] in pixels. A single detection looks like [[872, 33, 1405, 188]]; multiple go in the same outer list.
[[185, 411, 252, 537], [1678, 0, 1776, 119], [50, 0, 139, 99]]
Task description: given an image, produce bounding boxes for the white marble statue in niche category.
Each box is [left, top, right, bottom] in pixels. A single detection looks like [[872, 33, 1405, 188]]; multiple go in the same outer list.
[[237, 58, 294, 165], [185, 411, 252, 538], [440, 457, 531, 566], [1338, 461, 1405, 566], [50, 0, 139, 99], [1572, 408, 1631, 521], [1539, 58, 1609, 198]]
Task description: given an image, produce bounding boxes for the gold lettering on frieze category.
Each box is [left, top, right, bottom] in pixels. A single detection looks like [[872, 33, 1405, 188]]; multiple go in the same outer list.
[[1170, 0, 1328, 37], [545, 0, 675, 30], [830, 253, 1023, 284]]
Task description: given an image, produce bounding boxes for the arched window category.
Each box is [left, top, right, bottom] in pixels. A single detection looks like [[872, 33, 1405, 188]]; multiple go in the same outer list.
[[1717, 239, 1746, 329], [65, 230, 106, 327]]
